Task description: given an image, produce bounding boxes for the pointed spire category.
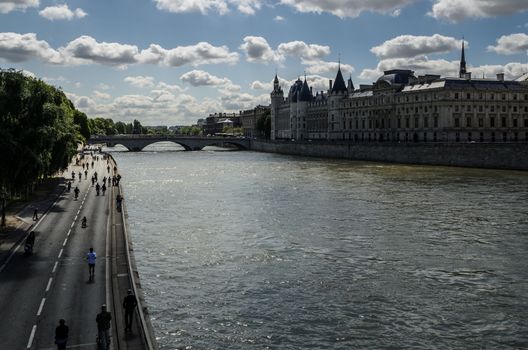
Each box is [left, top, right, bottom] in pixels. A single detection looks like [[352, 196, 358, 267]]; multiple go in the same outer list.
[[459, 37, 467, 78], [332, 64, 347, 94]]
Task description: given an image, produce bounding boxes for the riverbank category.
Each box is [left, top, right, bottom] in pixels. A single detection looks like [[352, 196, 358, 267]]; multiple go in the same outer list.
[[250, 140, 528, 170], [106, 153, 158, 349]]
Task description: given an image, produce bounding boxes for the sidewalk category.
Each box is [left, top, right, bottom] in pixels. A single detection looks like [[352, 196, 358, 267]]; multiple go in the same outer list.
[[0, 178, 65, 266]]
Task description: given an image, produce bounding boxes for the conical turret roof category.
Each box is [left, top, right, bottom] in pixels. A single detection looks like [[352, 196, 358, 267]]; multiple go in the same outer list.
[[332, 66, 347, 93]]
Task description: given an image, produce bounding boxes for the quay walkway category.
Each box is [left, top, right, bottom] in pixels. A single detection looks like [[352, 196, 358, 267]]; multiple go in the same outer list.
[[0, 154, 157, 349]]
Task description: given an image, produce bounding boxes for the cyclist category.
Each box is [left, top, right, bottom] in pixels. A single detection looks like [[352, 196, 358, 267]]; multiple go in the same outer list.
[[74, 187, 80, 200]]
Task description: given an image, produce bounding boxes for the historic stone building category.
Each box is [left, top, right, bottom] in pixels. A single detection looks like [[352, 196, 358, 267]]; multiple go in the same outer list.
[[239, 105, 270, 138], [270, 44, 528, 143]]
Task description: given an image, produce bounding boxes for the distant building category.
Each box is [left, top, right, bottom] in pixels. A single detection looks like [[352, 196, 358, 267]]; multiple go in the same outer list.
[[239, 105, 270, 138], [202, 112, 240, 135], [270, 42, 528, 143]]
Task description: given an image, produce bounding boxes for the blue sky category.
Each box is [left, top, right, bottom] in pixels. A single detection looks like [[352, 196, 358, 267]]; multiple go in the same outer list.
[[1, 0, 528, 125]]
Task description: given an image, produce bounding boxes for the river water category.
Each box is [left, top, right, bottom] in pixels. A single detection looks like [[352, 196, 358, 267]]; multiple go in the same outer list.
[[110, 143, 528, 349]]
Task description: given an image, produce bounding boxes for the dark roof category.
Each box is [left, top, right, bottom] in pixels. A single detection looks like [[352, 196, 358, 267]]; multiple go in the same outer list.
[[376, 70, 415, 87], [288, 78, 303, 102], [331, 67, 347, 93], [299, 78, 312, 102], [443, 78, 527, 90]]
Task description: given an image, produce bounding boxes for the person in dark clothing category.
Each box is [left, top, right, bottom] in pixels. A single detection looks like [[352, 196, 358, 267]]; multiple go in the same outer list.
[[123, 289, 138, 331], [33, 208, 38, 221], [96, 304, 112, 347], [55, 319, 68, 350]]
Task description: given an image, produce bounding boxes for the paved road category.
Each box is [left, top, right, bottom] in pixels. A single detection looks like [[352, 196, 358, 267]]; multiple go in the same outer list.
[[0, 155, 115, 349]]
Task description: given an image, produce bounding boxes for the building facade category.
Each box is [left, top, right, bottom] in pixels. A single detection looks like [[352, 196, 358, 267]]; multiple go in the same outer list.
[[270, 45, 528, 143], [239, 105, 270, 138]]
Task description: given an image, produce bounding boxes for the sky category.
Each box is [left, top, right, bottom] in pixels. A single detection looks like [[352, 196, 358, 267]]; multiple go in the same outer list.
[[1, 0, 528, 126]]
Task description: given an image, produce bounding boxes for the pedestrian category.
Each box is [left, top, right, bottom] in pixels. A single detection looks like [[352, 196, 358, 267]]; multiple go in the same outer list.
[[55, 319, 68, 350], [123, 289, 138, 331], [33, 208, 38, 221], [96, 304, 112, 348], [86, 248, 96, 280]]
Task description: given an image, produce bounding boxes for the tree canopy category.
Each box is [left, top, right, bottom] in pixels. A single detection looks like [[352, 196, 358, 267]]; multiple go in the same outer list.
[[0, 69, 85, 196]]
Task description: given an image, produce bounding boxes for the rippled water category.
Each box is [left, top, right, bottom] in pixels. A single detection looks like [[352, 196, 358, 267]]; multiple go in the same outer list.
[[110, 143, 528, 349]]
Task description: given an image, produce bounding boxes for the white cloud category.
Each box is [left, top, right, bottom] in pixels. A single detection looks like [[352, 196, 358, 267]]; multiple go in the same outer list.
[[273, 15, 285, 21], [240, 36, 331, 64], [429, 0, 528, 22], [487, 33, 528, 55], [153, 0, 229, 15], [277, 41, 330, 60], [156, 81, 185, 92], [180, 69, 240, 92], [220, 92, 268, 110], [0, 32, 62, 63], [138, 42, 239, 66], [240, 36, 282, 64], [0, 32, 239, 68], [39, 4, 87, 21], [303, 60, 354, 75], [180, 69, 231, 86], [74, 82, 82, 88], [60, 35, 138, 67], [124, 75, 155, 88], [0, 0, 38, 14], [92, 90, 112, 101], [279, 0, 416, 19], [250, 80, 272, 90], [153, 0, 261, 15], [471, 62, 528, 80], [371, 34, 461, 59]]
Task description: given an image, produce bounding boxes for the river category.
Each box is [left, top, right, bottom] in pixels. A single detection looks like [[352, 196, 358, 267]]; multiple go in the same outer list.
[[109, 143, 528, 349]]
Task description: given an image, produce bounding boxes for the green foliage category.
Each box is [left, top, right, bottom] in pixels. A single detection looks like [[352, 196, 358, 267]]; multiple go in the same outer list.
[[180, 126, 202, 136], [256, 111, 271, 139], [0, 69, 83, 197]]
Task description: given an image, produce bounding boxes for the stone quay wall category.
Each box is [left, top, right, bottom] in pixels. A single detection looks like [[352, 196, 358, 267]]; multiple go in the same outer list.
[[249, 140, 528, 170]]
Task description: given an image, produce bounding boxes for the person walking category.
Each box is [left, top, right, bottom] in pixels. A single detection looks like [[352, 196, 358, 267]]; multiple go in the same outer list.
[[86, 248, 96, 281], [55, 319, 68, 350], [96, 304, 112, 348], [33, 208, 38, 221], [123, 289, 138, 331]]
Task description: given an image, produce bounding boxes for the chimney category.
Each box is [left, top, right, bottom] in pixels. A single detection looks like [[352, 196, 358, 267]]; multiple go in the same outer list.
[[329, 80, 333, 91], [496, 73, 504, 81]]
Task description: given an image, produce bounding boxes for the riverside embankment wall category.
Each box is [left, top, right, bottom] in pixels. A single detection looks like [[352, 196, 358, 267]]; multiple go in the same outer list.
[[249, 141, 528, 170]]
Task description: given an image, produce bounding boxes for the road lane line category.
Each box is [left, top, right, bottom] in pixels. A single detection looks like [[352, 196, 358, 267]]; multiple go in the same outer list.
[[63, 238, 68, 246], [74, 214, 78, 220], [58, 249, 63, 258], [37, 298, 46, 316], [46, 277, 53, 292], [52, 261, 58, 273], [77, 209, 81, 215], [71, 222, 75, 228], [26, 325, 37, 349]]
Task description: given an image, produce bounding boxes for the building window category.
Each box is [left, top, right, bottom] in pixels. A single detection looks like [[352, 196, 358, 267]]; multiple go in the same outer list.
[[514, 132, 518, 142], [434, 116, 438, 128], [398, 118, 401, 128], [467, 93, 471, 99], [455, 105, 460, 112], [502, 106, 506, 113], [490, 106, 495, 112], [466, 117, 471, 127], [490, 117, 495, 127], [513, 119, 518, 127], [423, 132, 427, 142], [433, 132, 437, 142], [513, 94, 517, 100], [406, 118, 410, 128], [467, 105, 471, 112], [455, 92, 459, 99], [424, 117, 429, 128], [455, 118, 460, 127], [414, 118, 419, 128], [468, 132, 472, 142], [524, 119, 528, 127], [513, 106, 517, 113], [478, 105, 483, 112], [490, 93, 495, 100], [478, 118, 483, 127], [502, 94, 506, 100], [503, 132, 507, 142], [491, 132, 495, 142], [502, 117, 507, 127]]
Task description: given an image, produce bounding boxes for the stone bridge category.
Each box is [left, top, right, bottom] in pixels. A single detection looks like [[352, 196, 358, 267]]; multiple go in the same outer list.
[[87, 135, 250, 151]]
